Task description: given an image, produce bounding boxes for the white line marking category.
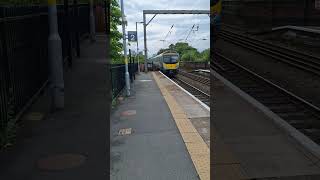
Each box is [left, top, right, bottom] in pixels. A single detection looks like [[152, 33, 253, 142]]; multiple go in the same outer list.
[[159, 71, 210, 112]]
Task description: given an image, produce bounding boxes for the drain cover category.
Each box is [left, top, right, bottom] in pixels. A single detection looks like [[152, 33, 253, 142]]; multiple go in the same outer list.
[[37, 154, 86, 171], [118, 128, 132, 135], [120, 110, 136, 116]]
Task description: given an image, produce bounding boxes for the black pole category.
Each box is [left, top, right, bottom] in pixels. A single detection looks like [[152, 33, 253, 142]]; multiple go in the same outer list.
[[129, 49, 133, 83], [105, 0, 110, 35], [303, 0, 308, 26], [133, 57, 136, 80], [64, 0, 72, 68], [74, 0, 80, 57], [211, 0, 222, 70]]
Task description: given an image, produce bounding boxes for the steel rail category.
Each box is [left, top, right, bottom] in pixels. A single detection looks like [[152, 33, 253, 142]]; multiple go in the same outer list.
[[219, 30, 320, 76], [214, 52, 320, 117]]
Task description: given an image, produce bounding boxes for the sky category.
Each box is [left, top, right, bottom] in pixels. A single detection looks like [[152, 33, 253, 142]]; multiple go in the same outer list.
[[118, 0, 210, 57]]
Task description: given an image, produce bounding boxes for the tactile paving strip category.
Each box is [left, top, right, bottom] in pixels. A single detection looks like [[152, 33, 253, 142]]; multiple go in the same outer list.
[[152, 72, 210, 180]]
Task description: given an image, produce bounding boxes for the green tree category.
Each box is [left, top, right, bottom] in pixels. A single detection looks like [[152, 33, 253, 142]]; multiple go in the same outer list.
[[199, 48, 210, 62], [181, 50, 198, 61], [110, 0, 123, 64]]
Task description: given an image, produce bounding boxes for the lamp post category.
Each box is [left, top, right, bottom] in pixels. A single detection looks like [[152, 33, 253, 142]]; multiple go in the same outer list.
[[120, 0, 130, 96], [48, 0, 64, 110], [136, 21, 143, 73]]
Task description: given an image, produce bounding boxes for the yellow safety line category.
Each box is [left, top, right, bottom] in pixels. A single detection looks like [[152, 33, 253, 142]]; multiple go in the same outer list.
[[152, 72, 210, 180]]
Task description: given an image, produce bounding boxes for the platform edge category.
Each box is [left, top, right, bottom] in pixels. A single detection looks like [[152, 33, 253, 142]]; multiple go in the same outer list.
[[212, 70, 320, 163]]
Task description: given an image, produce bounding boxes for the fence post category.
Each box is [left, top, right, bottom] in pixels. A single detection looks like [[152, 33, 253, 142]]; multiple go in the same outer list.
[[133, 57, 135, 80], [73, 0, 80, 57], [89, 0, 96, 42], [110, 66, 113, 98], [0, 18, 12, 129], [129, 49, 133, 83], [64, 0, 72, 67], [48, 0, 65, 110], [105, 0, 110, 35]]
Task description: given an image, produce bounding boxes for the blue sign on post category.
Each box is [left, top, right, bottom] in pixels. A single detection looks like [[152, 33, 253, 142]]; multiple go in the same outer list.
[[128, 31, 137, 42]]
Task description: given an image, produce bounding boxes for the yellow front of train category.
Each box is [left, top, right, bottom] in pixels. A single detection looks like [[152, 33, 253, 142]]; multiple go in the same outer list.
[[161, 53, 180, 77]]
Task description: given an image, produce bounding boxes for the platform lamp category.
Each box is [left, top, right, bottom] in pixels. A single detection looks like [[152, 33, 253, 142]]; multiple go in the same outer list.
[[48, 0, 64, 110]]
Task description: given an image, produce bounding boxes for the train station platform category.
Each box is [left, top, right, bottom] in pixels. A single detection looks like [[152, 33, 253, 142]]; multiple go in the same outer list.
[[0, 34, 110, 179], [212, 70, 320, 179], [110, 71, 210, 180]]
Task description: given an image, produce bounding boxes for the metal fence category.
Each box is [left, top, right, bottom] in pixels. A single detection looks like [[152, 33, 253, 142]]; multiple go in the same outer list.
[[180, 61, 210, 70], [111, 63, 138, 99], [0, 4, 90, 136]]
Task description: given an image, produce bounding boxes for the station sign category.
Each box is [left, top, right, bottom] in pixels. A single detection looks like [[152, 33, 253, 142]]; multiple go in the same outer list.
[[128, 31, 137, 42]]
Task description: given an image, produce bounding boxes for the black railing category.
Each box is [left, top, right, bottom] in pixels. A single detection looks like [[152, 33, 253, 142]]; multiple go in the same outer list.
[[180, 61, 210, 70], [110, 64, 125, 99], [111, 63, 138, 99], [0, 4, 90, 138], [0, 7, 49, 133]]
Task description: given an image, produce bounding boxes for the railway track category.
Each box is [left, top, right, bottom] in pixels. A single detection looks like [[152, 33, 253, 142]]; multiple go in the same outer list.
[[219, 29, 320, 76], [213, 52, 320, 144], [192, 69, 210, 78], [178, 70, 210, 86], [172, 75, 210, 107]]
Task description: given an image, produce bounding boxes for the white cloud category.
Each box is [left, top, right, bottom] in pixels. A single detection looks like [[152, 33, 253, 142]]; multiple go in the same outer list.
[[118, 0, 210, 56]]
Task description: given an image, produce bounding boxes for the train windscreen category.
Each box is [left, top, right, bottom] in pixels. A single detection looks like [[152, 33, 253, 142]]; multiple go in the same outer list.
[[163, 55, 179, 64]]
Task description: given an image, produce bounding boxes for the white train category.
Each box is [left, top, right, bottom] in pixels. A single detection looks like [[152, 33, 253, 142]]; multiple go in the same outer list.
[[148, 51, 180, 77]]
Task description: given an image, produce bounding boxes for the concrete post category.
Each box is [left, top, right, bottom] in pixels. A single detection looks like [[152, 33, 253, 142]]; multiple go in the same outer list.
[[120, 0, 130, 96], [89, 0, 96, 42], [48, 0, 64, 110], [143, 13, 148, 72]]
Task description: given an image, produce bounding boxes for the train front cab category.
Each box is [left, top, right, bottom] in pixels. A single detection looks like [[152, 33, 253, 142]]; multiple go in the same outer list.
[[161, 62, 179, 77]]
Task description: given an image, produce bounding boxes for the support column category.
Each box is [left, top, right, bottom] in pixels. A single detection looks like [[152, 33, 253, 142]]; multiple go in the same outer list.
[[120, 0, 130, 96], [48, 0, 64, 110]]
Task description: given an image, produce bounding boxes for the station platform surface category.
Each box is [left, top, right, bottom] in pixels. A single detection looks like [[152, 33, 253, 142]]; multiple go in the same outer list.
[[110, 72, 210, 180], [212, 71, 320, 179], [0, 35, 110, 180]]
